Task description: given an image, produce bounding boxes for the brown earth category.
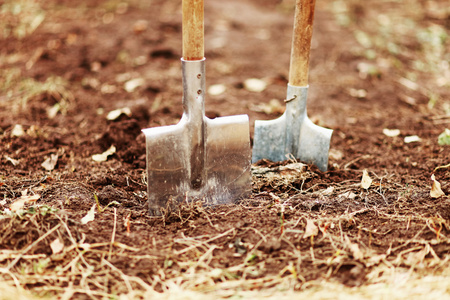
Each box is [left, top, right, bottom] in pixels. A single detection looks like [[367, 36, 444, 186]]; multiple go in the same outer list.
[[0, 0, 449, 299]]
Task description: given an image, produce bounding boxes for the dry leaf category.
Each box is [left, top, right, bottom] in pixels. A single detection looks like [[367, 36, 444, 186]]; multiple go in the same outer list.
[[90, 61, 101, 72], [133, 20, 148, 34], [243, 78, 267, 92], [208, 84, 226, 96], [361, 169, 373, 189], [50, 238, 64, 254], [249, 99, 284, 115], [357, 62, 380, 79], [101, 84, 117, 94], [92, 145, 116, 162], [106, 107, 132, 120], [47, 104, 60, 119], [26, 125, 42, 138], [339, 191, 357, 199], [81, 204, 96, 224], [10, 194, 40, 211], [124, 78, 145, 92], [263, 99, 284, 114], [11, 124, 25, 137], [5, 156, 20, 166], [404, 135, 421, 143], [82, 77, 100, 89], [383, 128, 401, 137], [430, 174, 445, 198], [349, 88, 367, 98], [41, 153, 58, 171], [329, 149, 343, 161], [303, 219, 319, 239]]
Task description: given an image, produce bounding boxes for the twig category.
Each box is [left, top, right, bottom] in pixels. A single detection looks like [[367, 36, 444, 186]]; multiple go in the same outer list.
[[58, 251, 84, 273], [242, 227, 267, 243], [206, 275, 284, 290], [281, 236, 303, 276], [0, 268, 22, 290], [347, 208, 371, 217], [430, 114, 450, 120], [56, 214, 92, 269], [103, 259, 134, 294], [391, 224, 428, 252], [224, 206, 241, 216], [200, 207, 216, 230], [343, 155, 372, 170], [65, 242, 141, 252], [434, 163, 450, 173], [109, 208, 117, 260], [192, 245, 218, 270], [175, 228, 236, 255], [39, 286, 123, 298], [338, 220, 344, 245]]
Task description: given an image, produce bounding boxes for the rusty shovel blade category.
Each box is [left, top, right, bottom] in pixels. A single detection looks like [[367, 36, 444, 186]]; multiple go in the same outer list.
[[142, 59, 251, 216], [252, 84, 332, 171]]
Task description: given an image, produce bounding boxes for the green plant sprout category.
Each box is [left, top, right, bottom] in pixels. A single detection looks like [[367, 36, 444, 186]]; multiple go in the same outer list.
[[94, 194, 121, 213]]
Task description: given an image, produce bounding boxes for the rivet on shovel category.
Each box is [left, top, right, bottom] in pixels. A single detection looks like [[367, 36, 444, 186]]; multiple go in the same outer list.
[[252, 0, 332, 171], [142, 0, 251, 216]]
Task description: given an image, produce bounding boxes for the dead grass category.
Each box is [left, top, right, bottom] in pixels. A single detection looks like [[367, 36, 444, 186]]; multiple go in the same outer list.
[[1, 161, 449, 299], [0, 70, 73, 115]]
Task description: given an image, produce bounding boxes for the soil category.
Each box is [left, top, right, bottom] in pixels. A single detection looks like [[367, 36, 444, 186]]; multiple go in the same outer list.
[[0, 0, 449, 298]]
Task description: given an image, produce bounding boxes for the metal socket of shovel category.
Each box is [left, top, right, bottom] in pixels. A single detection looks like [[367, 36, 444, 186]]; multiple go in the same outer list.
[[252, 0, 332, 172], [142, 0, 251, 216]]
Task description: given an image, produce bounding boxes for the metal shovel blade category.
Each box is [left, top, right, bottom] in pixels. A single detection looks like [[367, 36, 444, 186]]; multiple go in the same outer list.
[[252, 84, 332, 171], [142, 59, 251, 216]]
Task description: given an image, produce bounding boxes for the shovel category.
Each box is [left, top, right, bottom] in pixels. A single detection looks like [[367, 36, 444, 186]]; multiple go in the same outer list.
[[142, 0, 251, 216], [252, 0, 332, 171]]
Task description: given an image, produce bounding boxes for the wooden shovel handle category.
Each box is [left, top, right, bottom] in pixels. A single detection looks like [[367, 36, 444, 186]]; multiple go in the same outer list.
[[289, 0, 316, 86], [182, 0, 204, 61]]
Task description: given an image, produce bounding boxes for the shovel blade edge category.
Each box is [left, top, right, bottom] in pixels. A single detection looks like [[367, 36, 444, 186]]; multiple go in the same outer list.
[[143, 123, 191, 215], [204, 114, 252, 205], [252, 114, 288, 163], [252, 114, 332, 171], [297, 117, 333, 172], [143, 115, 251, 216]]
